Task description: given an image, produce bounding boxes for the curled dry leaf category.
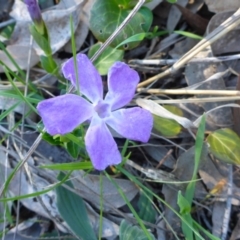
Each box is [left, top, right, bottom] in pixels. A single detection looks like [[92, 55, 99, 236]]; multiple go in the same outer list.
[[136, 98, 194, 128], [10, 0, 83, 55], [0, 0, 84, 72]]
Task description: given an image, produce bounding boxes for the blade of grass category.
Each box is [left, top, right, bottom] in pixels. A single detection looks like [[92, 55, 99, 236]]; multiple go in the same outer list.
[[185, 114, 206, 203], [0, 41, 26, 78], [117, 166, 205, 240], [4, 68, 37, 113], [104, 171, 153, 240], [70, 15, 80, 95], [0, 171, 73, 202]]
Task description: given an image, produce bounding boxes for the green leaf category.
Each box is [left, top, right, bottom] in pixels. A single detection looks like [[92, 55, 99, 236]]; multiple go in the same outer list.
[[40, 55, 58, 74], [137, 191, 156, 224], [177, 191, 194, 240], [185, 115, 206, 204], [153, 105, 183, 137], [207, 128, 240, 164], [56, 173, 97, 240], [40, 231, 78, 240], [153, 114, 181, 137], [174, 30, 203, 40], [89, 1, 152, 50], [119, 220, 155, 240], [41, 132, 62, 146], [66, 141, 79, 158], [0, 22, 15, 39], [115, 32, 148, 49], [88, 43, 124, 75], [163, 105, 183, 116], [29, 25, 51, 55], [41, 161, 93, 171]]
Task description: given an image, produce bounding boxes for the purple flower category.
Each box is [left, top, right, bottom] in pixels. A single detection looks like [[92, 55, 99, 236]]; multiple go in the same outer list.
[[37, 54, 153, 170], [24, 0, 45, 35]]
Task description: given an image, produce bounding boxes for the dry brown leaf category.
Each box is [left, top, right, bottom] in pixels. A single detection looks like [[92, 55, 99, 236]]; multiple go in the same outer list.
[[0, 0, 84, 72], [10, 0, 83, 55], [0, 45, 38, 72], [72, 171, 139, 211], [207, 11, 240, 55], [185, 48, 233, 129], [64, 0, 94, 52], [175, 3, 209, 34], [204, 0, 240, 13], [167, 0, 188, 31]]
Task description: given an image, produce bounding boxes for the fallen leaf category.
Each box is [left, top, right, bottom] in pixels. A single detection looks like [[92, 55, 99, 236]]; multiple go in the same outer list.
[[204, 0, 240, 13], [207, 11, 240, 55], [10, 0, 83, 55], [72, 171, 139, 211], [207, 128, 240, 165], [0, 0, 84, 72], [136, 98, 194, 128]]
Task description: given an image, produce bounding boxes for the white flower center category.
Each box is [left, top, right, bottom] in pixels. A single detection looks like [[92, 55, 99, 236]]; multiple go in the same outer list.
[[94, 100, 110, 119]]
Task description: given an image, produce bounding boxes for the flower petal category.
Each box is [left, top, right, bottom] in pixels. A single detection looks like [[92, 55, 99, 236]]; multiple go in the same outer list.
[[105, 107, 153, 142], [104, 62, 139, 110], [85, 116, 121, 170], [62, 54, 103, 104], [37, 94, 94, 135]]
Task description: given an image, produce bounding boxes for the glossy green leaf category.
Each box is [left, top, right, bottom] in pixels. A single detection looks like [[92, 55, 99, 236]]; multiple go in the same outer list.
[[88, 43, 124, 75], [207, 128, 240, 164], [115, 33, 147, 49], [119, 220, 155, 240], [56, 173, 97, 240], [115, 31, 169, 49], [89, 1, 152, 50], [137, 191, 156, 224], [124, 0, 152, 8]]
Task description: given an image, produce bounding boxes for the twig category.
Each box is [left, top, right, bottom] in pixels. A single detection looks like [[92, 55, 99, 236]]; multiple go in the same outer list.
[[153, 96, 240, 104], [137, 89, 240, 96], [138, 8, 240, 88], [130, 53, 240, 66]]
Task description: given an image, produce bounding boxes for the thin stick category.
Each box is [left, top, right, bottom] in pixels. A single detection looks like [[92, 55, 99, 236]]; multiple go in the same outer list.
[[138, 8, 240, 88], [153, 96, 240, 104], [137, 89, 240, 96]]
